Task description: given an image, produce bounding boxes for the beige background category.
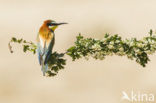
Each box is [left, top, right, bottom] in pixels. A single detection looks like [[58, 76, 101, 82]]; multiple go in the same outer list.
[[0, 0, 156, 103]]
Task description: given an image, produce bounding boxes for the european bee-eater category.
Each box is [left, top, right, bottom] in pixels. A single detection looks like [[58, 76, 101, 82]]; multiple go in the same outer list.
[[37, 20, 67, 76]]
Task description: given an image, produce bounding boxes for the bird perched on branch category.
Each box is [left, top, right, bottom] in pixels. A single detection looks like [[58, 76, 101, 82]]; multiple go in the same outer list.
[[36, 20, 67, 76]]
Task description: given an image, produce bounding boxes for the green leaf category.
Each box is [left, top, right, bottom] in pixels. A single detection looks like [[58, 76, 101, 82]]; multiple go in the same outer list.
[[149, 29, 153, 36], [23, 45, 29, 52], [11, 37, 17, 42]]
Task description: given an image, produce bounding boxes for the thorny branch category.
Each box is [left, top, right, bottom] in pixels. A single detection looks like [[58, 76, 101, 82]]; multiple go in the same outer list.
[[8, 30, 156, 77]]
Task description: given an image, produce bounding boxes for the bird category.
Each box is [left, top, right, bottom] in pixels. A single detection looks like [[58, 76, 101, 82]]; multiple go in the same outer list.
[[36, 20, 67, 76]]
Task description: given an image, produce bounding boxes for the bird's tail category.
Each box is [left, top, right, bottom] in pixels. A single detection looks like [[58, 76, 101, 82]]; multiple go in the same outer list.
[[41, 53, 49, 76], [41, 63, 49, 76]]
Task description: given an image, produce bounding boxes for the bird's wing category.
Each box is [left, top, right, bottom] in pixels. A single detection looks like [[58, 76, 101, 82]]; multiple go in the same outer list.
[[37, 43, 42, 65], [36, 33, 45, 65], [44, 32, 55, 64]]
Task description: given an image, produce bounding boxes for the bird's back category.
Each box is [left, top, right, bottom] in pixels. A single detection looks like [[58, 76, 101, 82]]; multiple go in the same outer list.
[[38, 24, 54, 49]]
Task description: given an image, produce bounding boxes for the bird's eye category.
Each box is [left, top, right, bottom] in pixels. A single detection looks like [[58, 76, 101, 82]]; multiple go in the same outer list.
[[47, 23, 51, 26]]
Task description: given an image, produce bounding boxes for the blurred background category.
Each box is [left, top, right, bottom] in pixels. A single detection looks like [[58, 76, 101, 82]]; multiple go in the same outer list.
[[0, 0, 156, 103]]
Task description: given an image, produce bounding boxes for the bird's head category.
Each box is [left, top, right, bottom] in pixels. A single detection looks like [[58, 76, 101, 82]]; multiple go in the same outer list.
[[44, 20, 67, 32]]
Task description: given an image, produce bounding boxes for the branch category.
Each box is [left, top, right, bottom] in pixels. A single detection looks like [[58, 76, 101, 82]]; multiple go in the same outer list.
[[8, 30, 156, 77]]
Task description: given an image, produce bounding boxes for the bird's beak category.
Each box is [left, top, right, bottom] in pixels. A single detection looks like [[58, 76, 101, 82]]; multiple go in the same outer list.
[[51, 22, 68, 26]]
